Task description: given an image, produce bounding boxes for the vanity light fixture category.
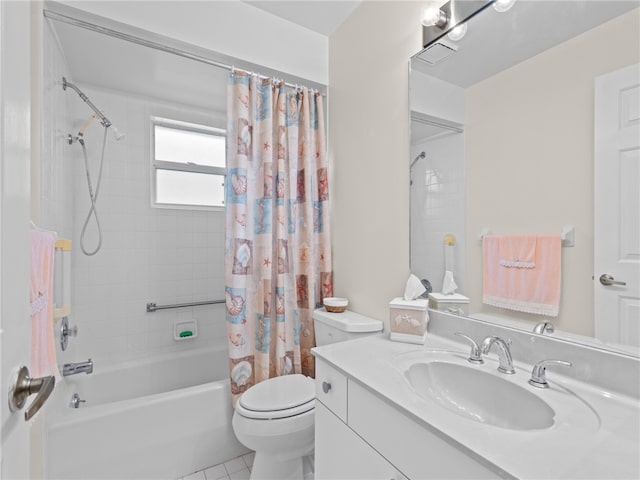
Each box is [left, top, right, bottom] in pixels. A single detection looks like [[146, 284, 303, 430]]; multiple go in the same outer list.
[[421, 6, 449, 28], [493, 0, 516, 13], [447, 22, 468, 41], [421, 1, 494, 49]]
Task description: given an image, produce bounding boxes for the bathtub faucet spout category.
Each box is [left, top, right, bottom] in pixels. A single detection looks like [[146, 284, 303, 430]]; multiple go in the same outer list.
[[62, 359, 93, 376]]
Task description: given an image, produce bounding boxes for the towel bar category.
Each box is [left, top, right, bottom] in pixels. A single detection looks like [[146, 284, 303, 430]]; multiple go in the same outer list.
[[478, 225, 575, 247], [146, 299, 225, 313]]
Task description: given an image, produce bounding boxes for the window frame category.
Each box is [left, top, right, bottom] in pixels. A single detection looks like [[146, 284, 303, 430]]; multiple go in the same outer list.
[[150, 116, 226, 211]]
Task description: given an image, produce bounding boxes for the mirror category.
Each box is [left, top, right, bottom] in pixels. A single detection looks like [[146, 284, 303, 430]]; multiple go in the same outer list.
[[410, 0, 640, 354]]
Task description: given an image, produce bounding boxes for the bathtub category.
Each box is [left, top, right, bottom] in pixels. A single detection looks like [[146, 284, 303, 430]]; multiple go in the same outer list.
[[45, 345, 248, 480]]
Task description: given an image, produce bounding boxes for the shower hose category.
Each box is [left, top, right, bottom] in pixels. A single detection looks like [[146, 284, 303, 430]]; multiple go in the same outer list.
[[78, 126, 108, 256]]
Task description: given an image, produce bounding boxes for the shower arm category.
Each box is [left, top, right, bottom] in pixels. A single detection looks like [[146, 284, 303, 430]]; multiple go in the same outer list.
[[410, 151, 426, 169], [62, 77, 112, 128]]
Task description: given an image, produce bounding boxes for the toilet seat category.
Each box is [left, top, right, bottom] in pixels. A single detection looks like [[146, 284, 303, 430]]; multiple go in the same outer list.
[[236, 374, 315, 420]]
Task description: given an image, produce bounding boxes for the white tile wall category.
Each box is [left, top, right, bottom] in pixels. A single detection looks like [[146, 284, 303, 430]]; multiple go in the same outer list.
[[410, 132, 466, 294], [42, 26, 229, 368], [41, 20, 75, 239]]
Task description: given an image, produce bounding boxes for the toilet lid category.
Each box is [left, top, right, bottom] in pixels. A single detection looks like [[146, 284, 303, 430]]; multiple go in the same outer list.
[[238, 374, 315, 413]]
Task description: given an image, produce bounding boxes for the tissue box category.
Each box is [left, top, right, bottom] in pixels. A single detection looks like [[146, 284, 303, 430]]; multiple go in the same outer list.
[[428, 293, 469, 315], [389, 298, 428, 344]]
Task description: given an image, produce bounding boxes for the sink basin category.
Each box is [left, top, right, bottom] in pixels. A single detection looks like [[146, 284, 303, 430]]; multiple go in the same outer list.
[[405, 361, 555, 430]]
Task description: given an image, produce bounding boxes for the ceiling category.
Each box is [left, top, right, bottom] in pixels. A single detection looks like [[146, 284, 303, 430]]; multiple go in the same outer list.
[[52, 18, 230, 112], [410, 0, 639, 142], [50, 0, 639, 121], [413, 1, 639, 87], [49, 1, 360, 113], [242, 1, 361, 35]]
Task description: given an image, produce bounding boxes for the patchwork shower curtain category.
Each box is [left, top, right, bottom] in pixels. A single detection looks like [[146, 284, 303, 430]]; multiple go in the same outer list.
[[225, 71, 332, 404]]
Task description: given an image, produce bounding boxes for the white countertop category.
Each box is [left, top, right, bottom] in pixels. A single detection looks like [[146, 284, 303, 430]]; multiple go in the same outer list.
[[312, 333, 640, 479]]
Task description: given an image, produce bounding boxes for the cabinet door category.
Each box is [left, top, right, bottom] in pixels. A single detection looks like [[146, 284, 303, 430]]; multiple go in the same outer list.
[[315, 402, 407, 480]]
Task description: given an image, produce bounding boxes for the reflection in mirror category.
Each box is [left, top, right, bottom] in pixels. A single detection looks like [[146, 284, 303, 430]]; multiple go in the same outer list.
[[410, 0, 640, 354]]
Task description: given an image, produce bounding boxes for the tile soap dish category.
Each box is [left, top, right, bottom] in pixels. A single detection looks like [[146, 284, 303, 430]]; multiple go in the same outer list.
[[323, 297, 349, 313], [174, 320, 198, 340]]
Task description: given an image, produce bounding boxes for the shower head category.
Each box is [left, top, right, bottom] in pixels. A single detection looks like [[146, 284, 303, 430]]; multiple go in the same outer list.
[[68, 114, 125, 145], [111, 126, 126, 141]]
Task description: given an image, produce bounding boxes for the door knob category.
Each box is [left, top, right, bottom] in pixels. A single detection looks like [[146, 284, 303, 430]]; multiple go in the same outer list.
[[599, 274, 626, 286], [8, 366, 55, 421]]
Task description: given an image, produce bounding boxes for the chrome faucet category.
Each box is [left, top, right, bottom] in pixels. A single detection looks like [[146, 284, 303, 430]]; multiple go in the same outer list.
[[533, 321, 554, 335], [454, 332, 484, 365], [529, 359, 572, 388], [62, 359, 93, 376], [480, 336, 515, 374]]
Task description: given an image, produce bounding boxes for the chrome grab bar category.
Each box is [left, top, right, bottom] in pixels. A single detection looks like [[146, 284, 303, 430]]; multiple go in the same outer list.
[[146, 299, 225, 313]]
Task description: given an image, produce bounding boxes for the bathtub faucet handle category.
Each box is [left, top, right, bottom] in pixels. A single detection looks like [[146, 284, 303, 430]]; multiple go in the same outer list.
[[60, 317, 78, 351], [70, 393, 86, 408]]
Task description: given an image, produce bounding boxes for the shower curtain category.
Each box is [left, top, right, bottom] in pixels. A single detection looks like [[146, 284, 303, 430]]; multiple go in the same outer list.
[[225, 71, 332, 404]]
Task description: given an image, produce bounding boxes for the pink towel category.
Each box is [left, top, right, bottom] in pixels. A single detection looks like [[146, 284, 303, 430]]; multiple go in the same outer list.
[[499, 235, 537, 268], [30, 230, 60, 378], [483, 234, 562, 317]]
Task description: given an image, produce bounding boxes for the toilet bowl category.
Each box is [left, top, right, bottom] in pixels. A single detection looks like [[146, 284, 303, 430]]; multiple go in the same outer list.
[[232, 374, 315, 479], [232, 309, 383, 479]]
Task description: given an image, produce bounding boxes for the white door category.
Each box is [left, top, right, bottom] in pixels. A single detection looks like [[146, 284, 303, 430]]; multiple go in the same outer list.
[[1, 1, 34, 478], [594, 63, 640, 348]]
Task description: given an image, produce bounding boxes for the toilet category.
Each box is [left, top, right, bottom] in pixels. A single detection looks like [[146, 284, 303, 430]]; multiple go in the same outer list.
[[232, 308, 383, 480]]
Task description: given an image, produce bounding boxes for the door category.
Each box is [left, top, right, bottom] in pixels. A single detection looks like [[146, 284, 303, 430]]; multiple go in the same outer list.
[[1, 1, 33, 478], [594, 63, 640, 348]]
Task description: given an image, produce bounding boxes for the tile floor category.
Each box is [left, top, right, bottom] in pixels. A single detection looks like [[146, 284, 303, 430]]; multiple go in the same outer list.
[[179, 452, 255, 480]]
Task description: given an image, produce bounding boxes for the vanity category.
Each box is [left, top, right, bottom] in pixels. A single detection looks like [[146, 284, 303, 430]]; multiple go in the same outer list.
[[312, 309, 640, 479]]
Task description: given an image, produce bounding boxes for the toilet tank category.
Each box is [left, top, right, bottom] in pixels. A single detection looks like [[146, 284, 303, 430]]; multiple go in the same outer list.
[[313, 308, 383, 346]]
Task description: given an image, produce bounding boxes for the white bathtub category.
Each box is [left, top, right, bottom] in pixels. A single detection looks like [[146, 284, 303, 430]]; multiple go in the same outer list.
[[45, 346, 248, 480]]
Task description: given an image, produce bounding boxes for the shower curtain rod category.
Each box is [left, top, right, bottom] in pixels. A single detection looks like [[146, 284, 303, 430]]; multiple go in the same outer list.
[[43, 6, 327, 95]]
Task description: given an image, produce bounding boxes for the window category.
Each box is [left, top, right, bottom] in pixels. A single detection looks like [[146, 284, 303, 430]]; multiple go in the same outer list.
[[151, 117, 226, 209]]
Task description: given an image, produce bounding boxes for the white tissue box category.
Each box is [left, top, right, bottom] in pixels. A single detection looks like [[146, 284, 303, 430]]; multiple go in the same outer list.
[[389, 298, 428, 342], [428, 293, 469, 315]]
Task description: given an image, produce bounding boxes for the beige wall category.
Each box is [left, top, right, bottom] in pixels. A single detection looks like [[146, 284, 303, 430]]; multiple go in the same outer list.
[[329, 1, 426, 326], [465, 9, 639, 336], [330, 3, 639, 334]]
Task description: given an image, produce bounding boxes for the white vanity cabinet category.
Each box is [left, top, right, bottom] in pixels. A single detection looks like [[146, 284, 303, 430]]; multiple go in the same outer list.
[[315, 402, 408, 480], [314, 358, 504, 480], [315, 359, 408, 480]]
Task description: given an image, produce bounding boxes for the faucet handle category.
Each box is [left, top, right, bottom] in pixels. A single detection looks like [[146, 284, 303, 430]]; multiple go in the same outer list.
[[454, 332, 484, 365], [528, 359, 572, 388], [533, 321, 554, 335]]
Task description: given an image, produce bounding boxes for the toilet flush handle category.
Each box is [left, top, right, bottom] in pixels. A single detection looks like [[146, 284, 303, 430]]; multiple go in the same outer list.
[[322, 381, 331, 394]]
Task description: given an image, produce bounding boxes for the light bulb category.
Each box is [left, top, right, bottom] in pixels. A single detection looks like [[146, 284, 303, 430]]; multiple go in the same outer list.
[[422, 6, 447, 27], [447, 22, 468, 41], [493, 0, 516, 13]]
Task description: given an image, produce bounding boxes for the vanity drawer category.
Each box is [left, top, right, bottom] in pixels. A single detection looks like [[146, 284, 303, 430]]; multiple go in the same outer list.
[[316, 358, 348, 422]]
